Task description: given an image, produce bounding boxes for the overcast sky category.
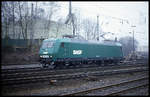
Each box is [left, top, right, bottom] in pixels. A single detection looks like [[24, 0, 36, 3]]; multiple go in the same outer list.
[[56, 1, 148, 48], [38, 1, 148, 50]]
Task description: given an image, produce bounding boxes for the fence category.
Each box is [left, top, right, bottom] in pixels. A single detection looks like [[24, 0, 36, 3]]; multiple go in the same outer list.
[[2, 38, 44, 49]]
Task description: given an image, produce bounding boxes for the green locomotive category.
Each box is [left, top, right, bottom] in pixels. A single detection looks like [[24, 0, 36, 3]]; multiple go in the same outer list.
[[39, 35, 123, 68]]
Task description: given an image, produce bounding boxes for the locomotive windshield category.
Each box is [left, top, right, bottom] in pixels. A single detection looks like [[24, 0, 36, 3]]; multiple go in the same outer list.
[[41, 41, 54, 48]]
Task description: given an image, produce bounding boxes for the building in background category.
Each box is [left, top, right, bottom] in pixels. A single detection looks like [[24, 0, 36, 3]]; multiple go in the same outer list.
[[2, 18, 72, 39]]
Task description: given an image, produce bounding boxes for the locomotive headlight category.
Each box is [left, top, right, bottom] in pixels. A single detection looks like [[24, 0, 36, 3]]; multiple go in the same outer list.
[[40, 55, 49, 58], [43, 52, 48, 54]]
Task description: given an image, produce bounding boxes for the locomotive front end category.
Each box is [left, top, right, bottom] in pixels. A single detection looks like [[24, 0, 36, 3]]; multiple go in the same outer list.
[[39, 39, 55, 66]]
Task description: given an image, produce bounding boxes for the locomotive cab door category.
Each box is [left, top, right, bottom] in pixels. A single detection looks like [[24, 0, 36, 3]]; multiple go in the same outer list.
[[63, 42, 71, 66], [64, 42, 70, 59]]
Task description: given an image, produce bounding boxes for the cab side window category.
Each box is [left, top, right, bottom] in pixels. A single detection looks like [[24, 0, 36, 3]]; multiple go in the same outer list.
[[61, 42, 64, 48]]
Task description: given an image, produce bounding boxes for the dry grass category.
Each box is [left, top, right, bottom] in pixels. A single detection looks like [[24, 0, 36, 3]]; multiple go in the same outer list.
[[2, 47, 40, 65]]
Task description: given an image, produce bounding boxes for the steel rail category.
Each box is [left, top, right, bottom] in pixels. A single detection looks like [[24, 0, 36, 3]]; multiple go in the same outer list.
[[106, 84, 149, 96], [2, 66, 148, 86], [2, 64, 147, 77], [60, 77, 149, 96], [2, 65, 148, 80], [2, 60, 147, 73]]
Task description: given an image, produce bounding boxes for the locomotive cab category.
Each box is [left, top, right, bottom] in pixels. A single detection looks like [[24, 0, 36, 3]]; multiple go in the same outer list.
[[39, 37, 72, 68], [39, 39, 56, 66]]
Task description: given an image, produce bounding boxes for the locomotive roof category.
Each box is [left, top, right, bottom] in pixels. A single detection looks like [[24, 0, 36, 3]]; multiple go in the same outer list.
[[43, 38, 122, 47]]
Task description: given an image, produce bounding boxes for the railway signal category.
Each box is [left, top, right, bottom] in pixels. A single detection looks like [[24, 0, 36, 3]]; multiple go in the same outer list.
[[65, 1, 76, 36]]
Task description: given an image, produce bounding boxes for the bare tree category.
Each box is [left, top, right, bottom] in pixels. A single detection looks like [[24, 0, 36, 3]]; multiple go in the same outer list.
[[2, 2, 11, 39], [18, 2, 27, 39], [72, 8, 81, 36], [10, 2, 16, 39], [43, 2, 60, 38], [82, 18, 96, 40], [55, 18, 62, 38], [119, 36, 139, 57], [23, 2, 29, 40], [29, 3, 34, 46]]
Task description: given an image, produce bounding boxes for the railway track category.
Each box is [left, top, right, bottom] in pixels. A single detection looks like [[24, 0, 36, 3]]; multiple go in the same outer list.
[[60, 76, 149, 96], [2, 64, 148, 86], [2, 60, 147, 76], [2, 63, 147, 78], [2, 59, 147, 73]]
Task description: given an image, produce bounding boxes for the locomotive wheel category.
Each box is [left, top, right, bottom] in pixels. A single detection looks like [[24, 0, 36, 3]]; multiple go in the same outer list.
[[114, 60, 119, 65], [64, 61, 70, 68], [96, 60, 101, 65], [42, 64, 48, 68], [101, 60, 105, 66], [42, 64, 46, 68], [48, 62, 56, 69], [56, 62, 64, 69]]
